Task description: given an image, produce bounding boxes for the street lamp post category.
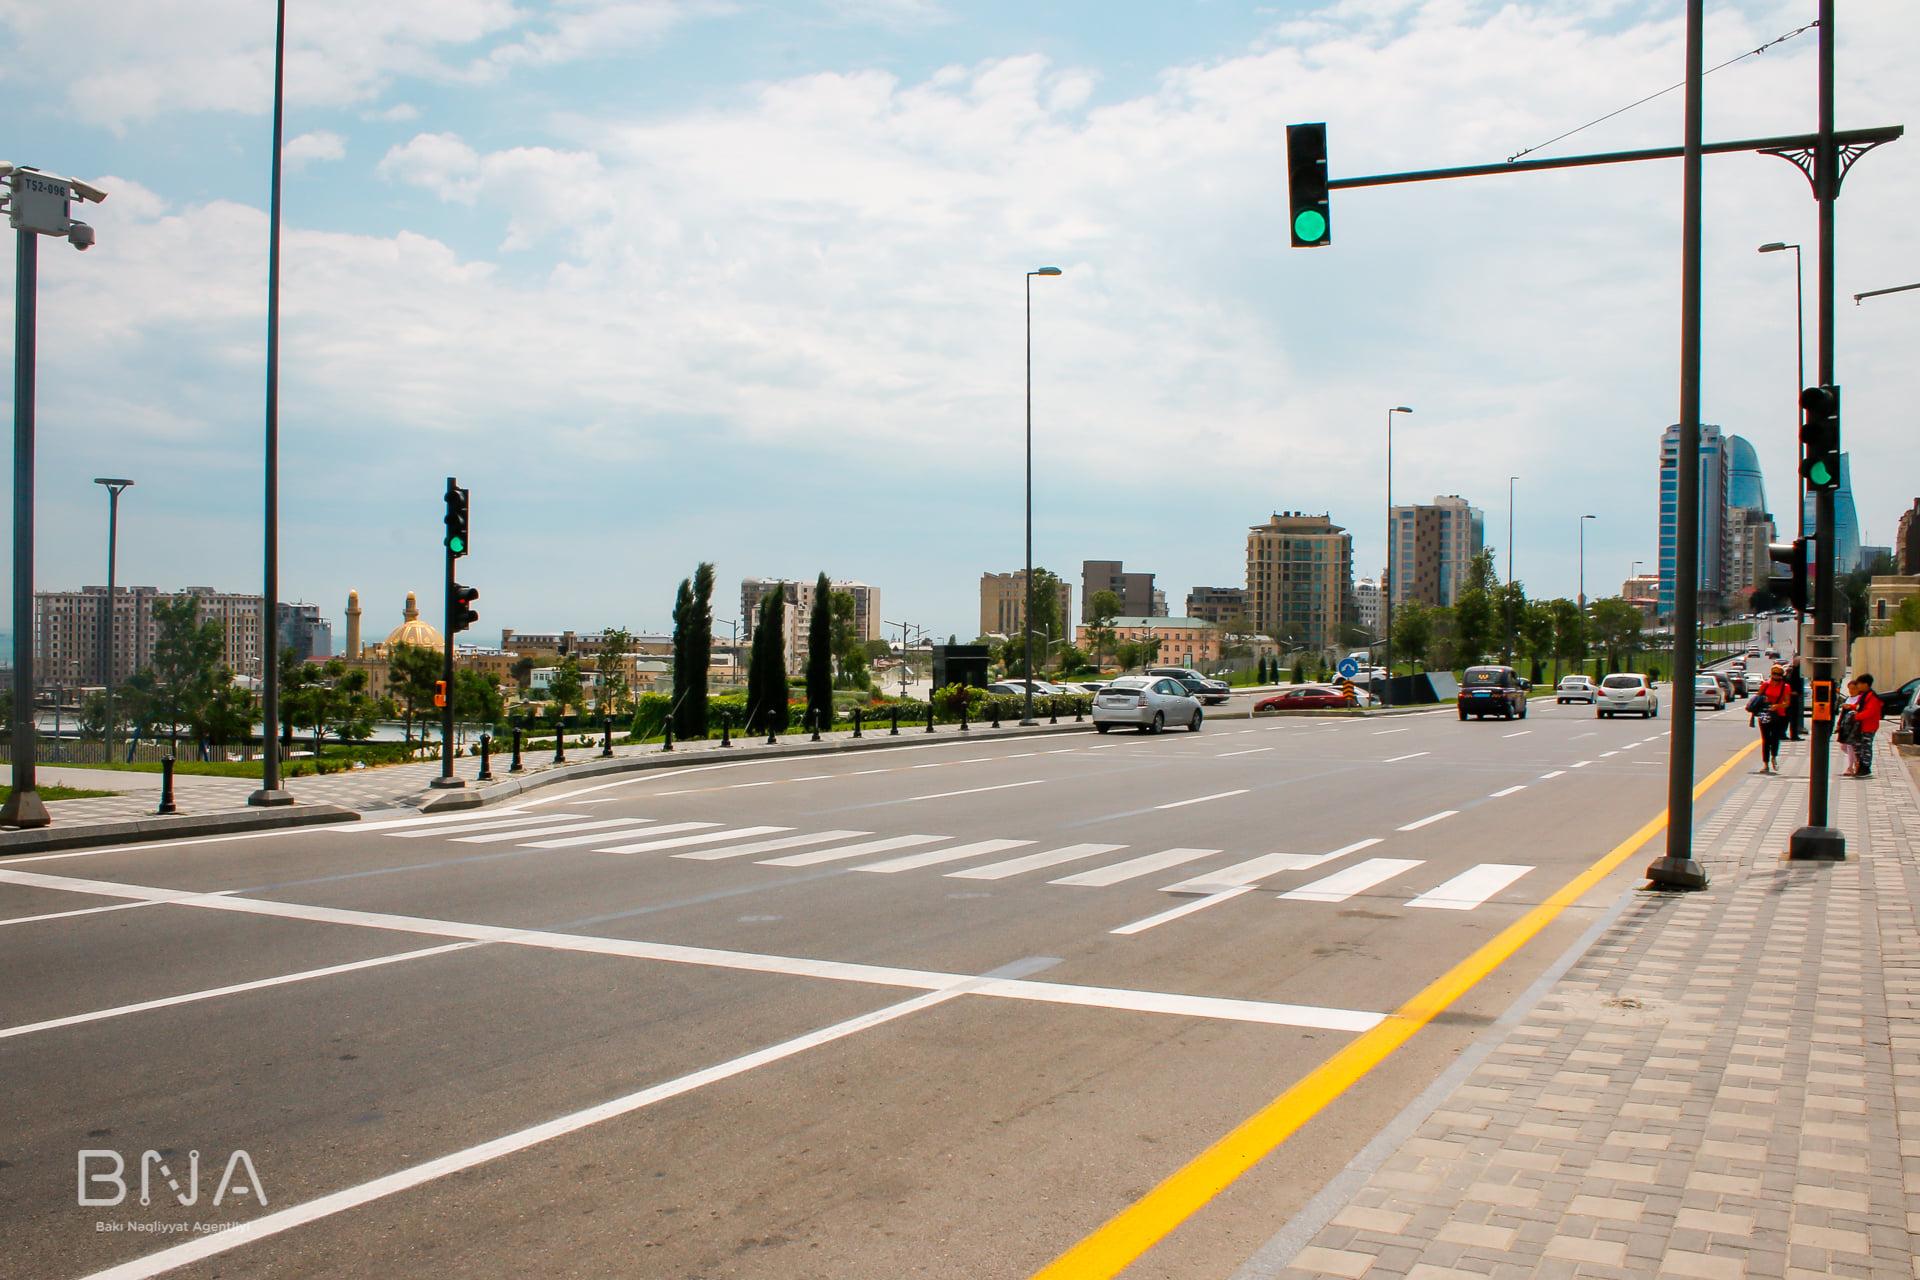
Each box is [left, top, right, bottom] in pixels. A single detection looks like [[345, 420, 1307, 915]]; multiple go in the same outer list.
[[93, 478, 133, 762], [1506, 473, 1519, 660], [1758, 242, 1806, 542], [1, 162, 106, 829], [1579, 514, 1597, 676], [1382, 406, 1413, 706], [1021, 266, 1062, 727]]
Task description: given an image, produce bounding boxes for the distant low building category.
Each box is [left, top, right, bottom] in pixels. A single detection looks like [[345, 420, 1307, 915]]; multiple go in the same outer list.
[[979, 571, 1073, 642], [1184, 586, 1247, 626], [1081, 560, 1156, 621], [1079, 616, 1222, 671]]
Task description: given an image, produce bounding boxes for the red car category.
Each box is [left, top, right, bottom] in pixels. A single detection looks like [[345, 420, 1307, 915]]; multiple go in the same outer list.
[[1255, 685, 1351, 712]]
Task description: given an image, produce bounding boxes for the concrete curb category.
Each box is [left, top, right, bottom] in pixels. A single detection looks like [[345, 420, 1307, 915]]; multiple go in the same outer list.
[[0, 803, 361, 856]]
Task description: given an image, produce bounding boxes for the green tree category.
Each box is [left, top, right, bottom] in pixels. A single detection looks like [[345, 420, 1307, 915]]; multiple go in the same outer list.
[[129, 596, 224, 751], [510, 655, 536, 690], [745, 588, 788, 734], [387, 642, 441, 743], [1392, 602, 1434, 673], [1550, 598, 1588, 675], [1027, 567, 1066, 670], [1880, 594, 1920, 635], [1495, 581, 1528, 664], [686, 562, 715, 734], [1519, 601, 1557, 683], [596, 627, 633, 715], [805, 572, 834, 732], [546, 655, 585, 717], [321, 662, 375, 742], [278, 650, 328, 743], [1587, 597, 1645, 674], [454, 668, 504, 724], [202, 679, 258, 758]]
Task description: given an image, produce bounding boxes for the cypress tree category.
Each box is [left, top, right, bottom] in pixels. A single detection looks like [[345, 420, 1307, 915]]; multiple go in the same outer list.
[[746, 589, 788, 734], [670, 576, 694, 735], [806, 571, 834, 734], [685, 561, 715, 738]]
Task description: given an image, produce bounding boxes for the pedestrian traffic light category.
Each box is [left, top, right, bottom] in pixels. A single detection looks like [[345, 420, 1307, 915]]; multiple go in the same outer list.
[[1799, 384, 1840, 491], [1766, 538, 1808, 615], [443, 480, 470, 556], [433, 679, 448, 708], [1287, 122, 1331, 248], [452, 583, 480, 633]]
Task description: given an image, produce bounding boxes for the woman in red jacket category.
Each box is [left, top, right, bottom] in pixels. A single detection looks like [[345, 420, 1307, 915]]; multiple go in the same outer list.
[[1756, 664, 1791, 774], [1845, 673, 1883, 779]]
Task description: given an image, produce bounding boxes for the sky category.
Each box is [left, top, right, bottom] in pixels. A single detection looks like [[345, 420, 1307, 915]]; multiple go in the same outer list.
[[3, 0, 1916, 647]]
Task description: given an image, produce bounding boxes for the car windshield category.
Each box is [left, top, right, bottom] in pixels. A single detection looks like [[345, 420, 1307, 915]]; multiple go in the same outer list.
[[1602, 675, 1644, 689], [1462, 669, 1510, 686]]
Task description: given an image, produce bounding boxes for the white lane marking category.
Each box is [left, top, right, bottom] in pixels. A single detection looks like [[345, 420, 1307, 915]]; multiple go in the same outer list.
[[453, 818, 653, 845], [0, 942, 479, 1043], [3, 829, 307, 864], [1161, 845, 1359, 894], [1002, 752, 1038, 759], [947, 843, 1127, 880], [899, 779, 1045, 803], [1052, 848, 1221, 888], [1214, 747, 1274, 758], [1372, 728, 1409, 736], [1570, 760, 1593, 769], [1539, 770, 1566, 779], [1572, 731, 1597, 739], [1382, 752, 1430, 764], [1407, 864, 1533, 911], [1502, 730, 1532, 738], [1111, 887, 1253, 936], [0, 866, 1381, 1032], [1397, 810, 1458, 832], [570, 798, 625, 806], [1044, 748, 1075, 755], [1155, 789, 1249, 811], [1488, 785, 1528, 798], [724, 780, 779, 790], [596, 825, 789, 855], [1621, 742, 1641, 751], [856, 838, 1033, 874], [672, 830, 869, 861], [72, 983, 978, 1280], [788, 774, 834, 783], [348, 810, 528, 833], [518, 759, 760, 807], [547, 821, 718, 851], [1600, 751, 1618, 758], [519, 822, 666, 849], [760, 833, 948, 867], [1280, 858, 1424, 904], [0, 899, 161, 929], [389, 814, 581, 839]]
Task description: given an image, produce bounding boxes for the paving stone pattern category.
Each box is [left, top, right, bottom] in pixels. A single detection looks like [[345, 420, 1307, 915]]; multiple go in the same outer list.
[[1279, 739, 1920, 1279]]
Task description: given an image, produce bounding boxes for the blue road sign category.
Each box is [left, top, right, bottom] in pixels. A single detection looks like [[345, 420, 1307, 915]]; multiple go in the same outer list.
[[1336, 658, 1360, 679]]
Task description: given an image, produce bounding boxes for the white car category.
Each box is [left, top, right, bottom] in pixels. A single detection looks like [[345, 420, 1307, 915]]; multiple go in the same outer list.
[[1693, 675, 1727, 710], [1596, 673, 1660, 719], [1556, 675, 1597, 704], [1093, 675, 1203, 734]]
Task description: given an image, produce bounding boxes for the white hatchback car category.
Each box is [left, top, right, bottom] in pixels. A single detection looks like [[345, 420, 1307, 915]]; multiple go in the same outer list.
[[1693, 675, 1727, 710], [1556, 675, 1597, 704], [1093, 675, 1202, 733], [1596, 673, 1660, 719]]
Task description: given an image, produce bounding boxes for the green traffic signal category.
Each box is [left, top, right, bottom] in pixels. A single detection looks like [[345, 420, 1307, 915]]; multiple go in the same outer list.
[[1293, 209, 1328, 244], [1806, 459, 1833, 488], [447, 534, 466, 554]]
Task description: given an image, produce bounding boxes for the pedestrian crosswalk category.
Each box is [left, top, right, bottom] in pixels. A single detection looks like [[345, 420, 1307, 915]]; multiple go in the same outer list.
[[348, 809, 1536, 914]]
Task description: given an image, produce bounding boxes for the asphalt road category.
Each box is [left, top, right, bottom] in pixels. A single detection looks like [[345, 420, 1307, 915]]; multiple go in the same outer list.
[[0, 697, 1763, 1279]]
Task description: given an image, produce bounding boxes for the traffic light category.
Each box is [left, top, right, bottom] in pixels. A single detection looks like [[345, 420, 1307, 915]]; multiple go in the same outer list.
[[1287, 123, 1330, 248], [452, 583, 480, 634], [443, 480, 470, 557], [1766, 538, 1808, 615], [433, 679, 448, 708], [1799, 384, 1840, 491]]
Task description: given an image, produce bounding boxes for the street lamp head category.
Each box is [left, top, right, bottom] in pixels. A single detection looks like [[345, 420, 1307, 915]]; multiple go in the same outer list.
[[94, 477, 134, 488], [1031, 266, 1062, 277], [1757, 241, 1792, 253], [1582, 513, 1597, 522], [1391, 405, 1412, 414]]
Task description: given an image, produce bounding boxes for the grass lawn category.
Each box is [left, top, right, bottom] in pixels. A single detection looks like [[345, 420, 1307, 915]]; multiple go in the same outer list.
[[2, 784, 117, 803]]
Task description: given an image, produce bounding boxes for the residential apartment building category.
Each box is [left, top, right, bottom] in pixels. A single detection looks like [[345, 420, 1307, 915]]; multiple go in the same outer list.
[[741, 578, 883, 674], [1245, 512, 1352, 654], [1354, 578, 1381, 638], [1077, 617, 1222, 670], [978, 572, 1073, 640], [1898, 499, 1920, 575], [1725, 507, 1778, 606], [276, 602, 333, 664], [1388, 495, 1484, 608], [1658, 423, 1730, 617], [1184, 586, 1248, 627], [33, 586, 267, 689], [1080, 560, 1157, 621]]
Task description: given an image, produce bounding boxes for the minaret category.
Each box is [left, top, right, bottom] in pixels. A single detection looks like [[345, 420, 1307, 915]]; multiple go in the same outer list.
[[403, 591, 419, 623], [346, 589, 362, 658]]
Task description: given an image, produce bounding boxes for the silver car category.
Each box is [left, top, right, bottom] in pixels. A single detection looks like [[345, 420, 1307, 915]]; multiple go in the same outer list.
[[1093, 675, 1203, 734], [1596, 673, 1660, 719], [1694, 675, 1727, 710]]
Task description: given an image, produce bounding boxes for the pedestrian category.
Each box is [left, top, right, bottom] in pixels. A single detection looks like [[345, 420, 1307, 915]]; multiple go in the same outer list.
[[1837, 679, 1862, 776], [1785, 664, 1806, 740], [1846, 673, 1883, 780], [1754, 663, 1791, 773]]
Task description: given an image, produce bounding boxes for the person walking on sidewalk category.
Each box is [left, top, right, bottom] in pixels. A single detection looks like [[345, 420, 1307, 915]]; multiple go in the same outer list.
[[1755, 664, 1791, 773], [1785, 663, 1806, 740], [1843, 673, 1883, 779]]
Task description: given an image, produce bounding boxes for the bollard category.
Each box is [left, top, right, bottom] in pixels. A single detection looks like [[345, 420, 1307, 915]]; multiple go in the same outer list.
[[601, 715, 614, 758], [720, 710, 733, 748], [1049, 703, 1058, 724], [157, 755, 178, 815], [925, 703, 935, 734], [478, 733, 494, 782], [960, 702, 969, 732], [554, 720, 567, 765], [1074, 701, 1083, 722], [510, 726, 524, 773], [811, 708, 823, 743], [890, 706, 900, 736], [991, 704, 1000, 729], [853, 707, 863, 739], [767, 712, 778, 746], [662, 720, 674, 752]]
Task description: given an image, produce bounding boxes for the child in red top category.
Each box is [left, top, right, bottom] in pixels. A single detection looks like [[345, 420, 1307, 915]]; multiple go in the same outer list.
[[1845, 674, 1883, 779]]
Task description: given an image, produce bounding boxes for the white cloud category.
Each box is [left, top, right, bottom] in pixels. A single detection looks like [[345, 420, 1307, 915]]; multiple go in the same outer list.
[[284, 130, 347, 170]]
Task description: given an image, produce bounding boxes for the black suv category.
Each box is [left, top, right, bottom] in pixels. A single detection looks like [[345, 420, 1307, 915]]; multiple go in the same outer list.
[[1458, 665, 1529, 720], [1144, 667, 1231, 705]]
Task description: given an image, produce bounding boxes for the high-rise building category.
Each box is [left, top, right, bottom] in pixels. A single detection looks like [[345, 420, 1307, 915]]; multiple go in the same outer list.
[[1898, 499, 1920, 575], [32, 586, 269, 687], [978, 572, 1073, 640], [1184, 587, 1248, 627], [1726, 434, 1767, 513], [1245, 512, 1353, 654], [1354, 578, 1382, 638], [276, 602, 333, 663], [1725, 508, 1777, 608], [1856, 545, 1893, 574], [1801, 453, 1861, 583], [1658, 424, 1730, 617], [741, 578, 883, 674], [1388, 495, 1484, 608], [1079, 561, 1156, 621]]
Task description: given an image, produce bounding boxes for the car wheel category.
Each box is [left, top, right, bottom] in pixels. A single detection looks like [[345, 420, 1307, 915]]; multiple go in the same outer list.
[[1150, 711, 1165, 734], [1095, 723, 1110, 734], [1459, 707, 1468, 721], [1188, 710, 1203, 732], [1520, 700, 1529, 719]]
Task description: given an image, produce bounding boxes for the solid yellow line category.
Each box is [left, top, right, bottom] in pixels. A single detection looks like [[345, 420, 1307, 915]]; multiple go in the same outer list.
[[1031, 736, 1760, 1279]]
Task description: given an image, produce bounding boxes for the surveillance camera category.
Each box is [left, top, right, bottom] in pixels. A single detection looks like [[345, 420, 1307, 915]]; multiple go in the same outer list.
[[69, 177, 108, 204], [68, 219, 95, 251]]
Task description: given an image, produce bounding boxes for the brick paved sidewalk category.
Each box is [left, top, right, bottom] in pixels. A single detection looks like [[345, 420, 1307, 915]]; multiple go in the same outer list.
[[1250, 736, 1920, 1279]]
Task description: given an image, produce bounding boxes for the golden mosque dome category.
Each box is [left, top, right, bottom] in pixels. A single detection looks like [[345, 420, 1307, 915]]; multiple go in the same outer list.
[[384, 591, 444, 651]]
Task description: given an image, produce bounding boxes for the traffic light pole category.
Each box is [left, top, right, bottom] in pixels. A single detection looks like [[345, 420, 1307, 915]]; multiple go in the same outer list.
[[1791, 0, 1844, 860], [433, 475, 464, 790]]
